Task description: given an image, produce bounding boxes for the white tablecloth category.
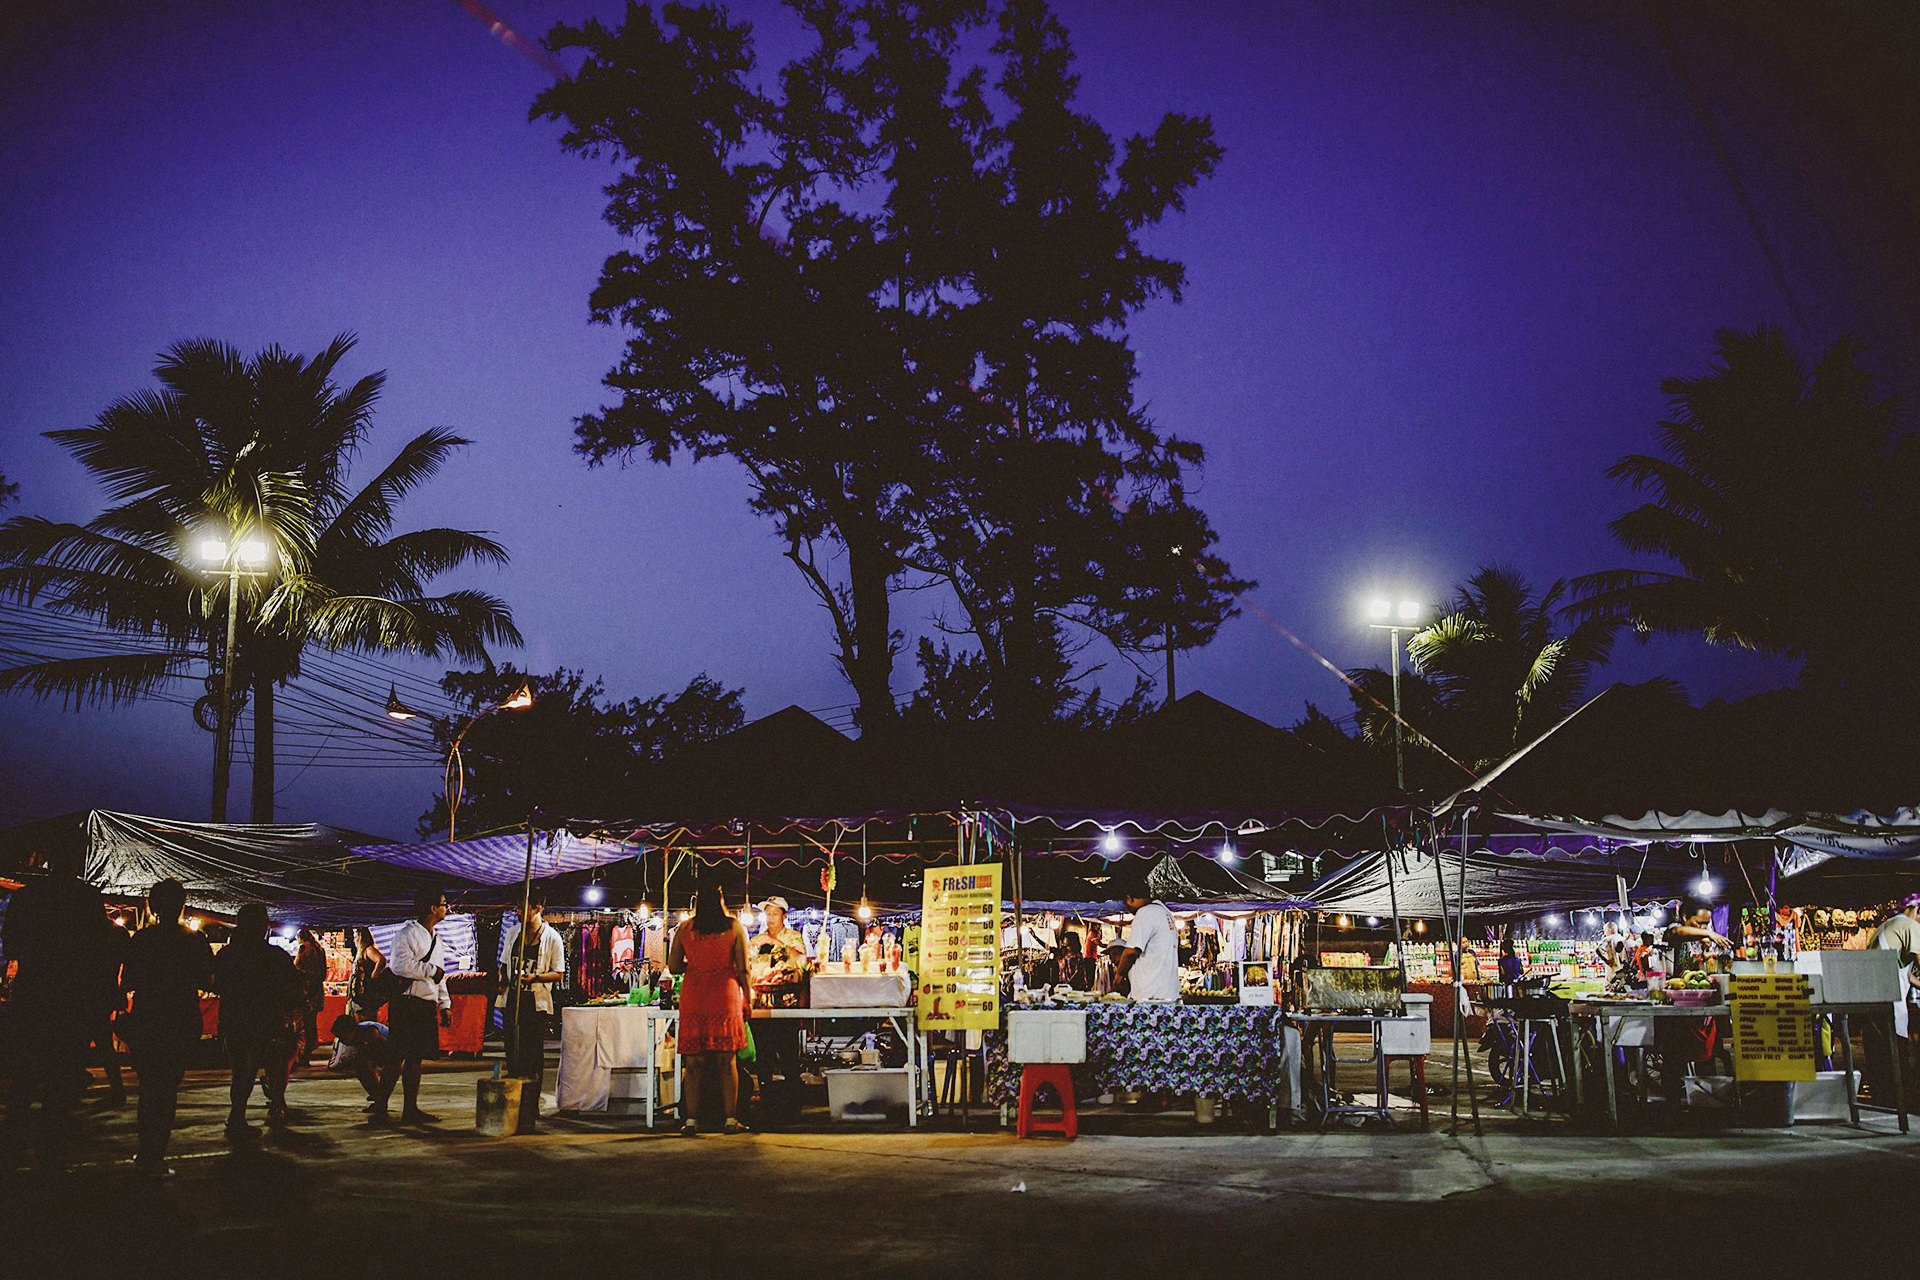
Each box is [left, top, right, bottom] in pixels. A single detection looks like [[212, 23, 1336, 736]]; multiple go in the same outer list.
[[557, 1005, 662, 1112], [811, 971, 910, 1008]]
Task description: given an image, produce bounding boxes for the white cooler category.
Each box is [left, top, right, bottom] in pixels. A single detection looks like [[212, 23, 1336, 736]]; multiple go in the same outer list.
[[811, 971, 911, 1008], [1007, 1009, 1088, 1063]]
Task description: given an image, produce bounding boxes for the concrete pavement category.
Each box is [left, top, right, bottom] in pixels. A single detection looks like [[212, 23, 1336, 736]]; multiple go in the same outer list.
[[6, 1059, 1913, 1278]]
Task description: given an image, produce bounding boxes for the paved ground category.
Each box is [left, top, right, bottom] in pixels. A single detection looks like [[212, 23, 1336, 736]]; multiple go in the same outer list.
[[6, 1056, 1916, 1278]]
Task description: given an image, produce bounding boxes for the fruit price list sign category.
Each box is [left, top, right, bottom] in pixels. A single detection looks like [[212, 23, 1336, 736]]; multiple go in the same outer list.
[[1729, 973, 1816, 1082], [915, 863, 1002, 1032]]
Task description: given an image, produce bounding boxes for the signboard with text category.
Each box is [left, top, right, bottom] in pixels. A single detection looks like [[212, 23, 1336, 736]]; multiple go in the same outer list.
[[1729, 973, 1816, 1082], [915, 863, 1002, 1032]]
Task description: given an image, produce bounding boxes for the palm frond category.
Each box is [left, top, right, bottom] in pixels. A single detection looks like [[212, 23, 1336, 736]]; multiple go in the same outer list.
[[0, 648, 196, 709]]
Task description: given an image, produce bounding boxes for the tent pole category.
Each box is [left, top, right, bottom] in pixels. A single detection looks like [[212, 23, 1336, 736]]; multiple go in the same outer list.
[[1013, 816, 1024, 995], [1432, 815, 1460, 1132], [511, 821, 537, 1092], [1455, 809, 1480, 1136], [1383, 814, 1404, 973]]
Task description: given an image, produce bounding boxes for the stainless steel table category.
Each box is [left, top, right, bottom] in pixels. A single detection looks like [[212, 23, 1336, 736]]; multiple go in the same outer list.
[[1573, 999, 1908, 1133], [1290, 1012, 1423, 1129]]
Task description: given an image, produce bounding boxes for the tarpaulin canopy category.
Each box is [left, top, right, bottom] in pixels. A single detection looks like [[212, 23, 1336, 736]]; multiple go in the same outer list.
[[351, 830, 638, 885], [1306, 844, 1718, 918], [1495, 808, 1920, 861], [84, 810, 458, 927]]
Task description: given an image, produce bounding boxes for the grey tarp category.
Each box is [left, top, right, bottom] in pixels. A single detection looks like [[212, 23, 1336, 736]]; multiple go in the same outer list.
[[1307, 845, 1712, 918], [84, 810, 471, 927]]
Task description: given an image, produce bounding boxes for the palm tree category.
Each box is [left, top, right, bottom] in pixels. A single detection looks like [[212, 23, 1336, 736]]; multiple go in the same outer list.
[[0, 335, 519, 819], [1352, 567, 1615, 777], [1571, 325, 1916, 699]]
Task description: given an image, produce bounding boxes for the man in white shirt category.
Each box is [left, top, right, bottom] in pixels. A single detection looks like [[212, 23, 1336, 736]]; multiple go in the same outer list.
[[1115, 879, 1180, 1003], [497, 892, 566, 1079], [376, 888, 452, 1125]]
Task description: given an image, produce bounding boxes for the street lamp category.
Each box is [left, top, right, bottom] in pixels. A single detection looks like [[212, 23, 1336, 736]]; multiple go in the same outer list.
[[444, 681, 535, 841], [1366, 594, 1425, 793], [197, 531, 275, 822]]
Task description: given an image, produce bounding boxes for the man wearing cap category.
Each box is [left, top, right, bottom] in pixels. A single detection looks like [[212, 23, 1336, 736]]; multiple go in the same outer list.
[[748, 897, 808, 1125]]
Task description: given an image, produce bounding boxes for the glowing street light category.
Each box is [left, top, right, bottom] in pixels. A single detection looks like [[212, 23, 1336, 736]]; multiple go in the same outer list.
[[385, 686, 417, 721], [445, 682, 536, 840], [196, 530, 276, 822], [1365, 593, 1426, 793]]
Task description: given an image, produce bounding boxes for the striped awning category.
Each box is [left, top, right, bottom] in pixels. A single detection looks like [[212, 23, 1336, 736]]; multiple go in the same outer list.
[[351, 831, 638, 886]]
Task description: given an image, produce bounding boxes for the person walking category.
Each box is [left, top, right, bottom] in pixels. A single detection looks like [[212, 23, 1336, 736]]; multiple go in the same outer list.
[[213, 904, 302, 1139], [376, 888, 452, 1125], [667, 884, 749, 1136], [122, 879, 213, 1177], [293, 927, 328, 1069], [0, 847, 110, 1174], [88, 913, 131, 1106]]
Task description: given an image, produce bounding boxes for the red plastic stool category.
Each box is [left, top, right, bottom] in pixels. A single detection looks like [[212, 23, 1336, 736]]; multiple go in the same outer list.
[[1387, 1056, 1429, 1128], [1016, 1064, 1078, 1139]]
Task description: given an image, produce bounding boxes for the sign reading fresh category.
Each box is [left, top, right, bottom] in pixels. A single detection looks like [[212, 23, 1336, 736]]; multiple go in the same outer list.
[[915, 863, 1002, 1032]]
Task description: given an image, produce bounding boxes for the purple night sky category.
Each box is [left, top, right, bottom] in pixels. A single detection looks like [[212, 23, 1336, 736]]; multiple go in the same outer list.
[[2, 2, 1911, 836]]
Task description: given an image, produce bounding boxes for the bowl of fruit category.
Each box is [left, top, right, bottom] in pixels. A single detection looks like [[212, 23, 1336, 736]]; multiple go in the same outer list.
[[1667, 972, 1720, 1006]]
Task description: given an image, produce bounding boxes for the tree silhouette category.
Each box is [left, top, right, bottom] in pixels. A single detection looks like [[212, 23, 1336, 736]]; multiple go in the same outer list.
[[0, 336, 518, 819], [535, 1, 1245, 731], [1573, 325, 1919, 703], [418, 666, 744, 836]]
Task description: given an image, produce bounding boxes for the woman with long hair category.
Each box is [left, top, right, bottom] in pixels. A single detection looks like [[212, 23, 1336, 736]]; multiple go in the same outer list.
[[346, 927, 387, 1020], [667, 883, 749, 1135]]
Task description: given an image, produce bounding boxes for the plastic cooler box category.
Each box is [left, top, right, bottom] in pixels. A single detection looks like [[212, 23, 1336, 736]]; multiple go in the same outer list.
[[824, 1068, 911, 1120], [1007, 1010, 1088, 1064]]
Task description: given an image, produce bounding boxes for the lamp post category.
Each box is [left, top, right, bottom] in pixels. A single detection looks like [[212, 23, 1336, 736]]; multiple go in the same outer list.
[[1366, 596, 1424, 794], [197, 535, 272, 822], [442, 682, 534, 841]]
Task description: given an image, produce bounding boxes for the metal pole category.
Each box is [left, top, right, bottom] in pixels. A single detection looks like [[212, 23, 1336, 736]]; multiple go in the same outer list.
[[1455, 810, 1481, 1136], [1389, 626, 1405, 793], [512, 823, 537, 1088], [1383, 814, 1404, 973], [1165, 621, 1177, 706], [211, 560, 240, 822]]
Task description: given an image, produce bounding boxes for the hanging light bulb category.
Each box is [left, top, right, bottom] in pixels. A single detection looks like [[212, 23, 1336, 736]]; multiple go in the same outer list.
[[1696, 871, 1715, 899], [636, 901, 652, 921], [583, 884, 605, 906], [1102, 830, 1123, 855], [1414, 919, 1426, 934], [1217, 842, 1237, 865], [737, 907, 755, 927], [1337, 914, 1351, 928], [186, 918, 201, 931], [1365, 916, 1380, 927], [856, 900, 873, 922], [678, 910, 692, 924]]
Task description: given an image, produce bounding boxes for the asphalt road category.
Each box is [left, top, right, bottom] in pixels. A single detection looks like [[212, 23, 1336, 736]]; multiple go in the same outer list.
[[6, 1062, 1914, 1278]]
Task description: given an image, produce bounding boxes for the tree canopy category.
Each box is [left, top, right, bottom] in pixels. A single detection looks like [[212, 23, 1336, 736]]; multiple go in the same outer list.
[[420, 665, 745, 836], [535, 0, 1246, 731]]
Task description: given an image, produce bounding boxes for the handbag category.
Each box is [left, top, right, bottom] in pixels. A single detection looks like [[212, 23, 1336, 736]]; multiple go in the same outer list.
[[737, 1021, 758, 1066]]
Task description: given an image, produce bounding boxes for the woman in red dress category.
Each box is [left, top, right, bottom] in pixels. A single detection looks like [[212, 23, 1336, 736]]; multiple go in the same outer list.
[[667, 884, 750, 1135]]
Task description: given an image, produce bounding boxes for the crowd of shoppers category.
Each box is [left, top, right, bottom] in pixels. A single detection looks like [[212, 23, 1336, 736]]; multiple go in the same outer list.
[[1, 856, 463, 1177]]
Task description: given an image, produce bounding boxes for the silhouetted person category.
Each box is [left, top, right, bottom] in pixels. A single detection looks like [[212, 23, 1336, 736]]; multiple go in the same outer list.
[[88, 913, 131, 1106], [213, 904, 300, 1139], [123, 879, 213, 1176], [293, 926, 327, 1067], [1, 847, 108, 1173], [376, 888, 452, 1125]]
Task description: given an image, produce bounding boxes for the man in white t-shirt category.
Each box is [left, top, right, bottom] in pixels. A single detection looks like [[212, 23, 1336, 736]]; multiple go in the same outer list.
[[1115, 880, 1180, 1002]]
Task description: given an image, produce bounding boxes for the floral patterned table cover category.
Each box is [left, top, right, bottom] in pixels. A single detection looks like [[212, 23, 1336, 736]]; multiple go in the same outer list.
[[987, 1002, 1294, 1105]]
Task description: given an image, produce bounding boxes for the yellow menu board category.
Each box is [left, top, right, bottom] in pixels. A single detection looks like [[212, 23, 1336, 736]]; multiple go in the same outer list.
[[1729, 973, 1816, 1082], [915, 863, 1002, 1032]]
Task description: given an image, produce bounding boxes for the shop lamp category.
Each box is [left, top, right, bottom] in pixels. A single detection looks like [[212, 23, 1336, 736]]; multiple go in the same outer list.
[[1101, 830, 1123, 854], [1696, 872, 1715, 898], [635, 901, 652, 921], [187, 918, 201, 931], [113, 914, 127, 928], [280, 926, 298, 940], [856, 900, 873, 922], [1217, 842, 1237, 865], [737, 907, 755, 927], [1544, 913, 1560, 925], [1366, 916, 1379, 926], [1414, 919, 1426, 934], [583, 884, 605, 906], [1337, 914, 1351, 928], [678, 910, 692, 923]]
